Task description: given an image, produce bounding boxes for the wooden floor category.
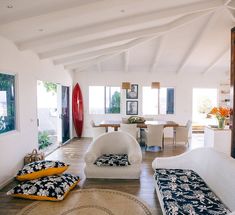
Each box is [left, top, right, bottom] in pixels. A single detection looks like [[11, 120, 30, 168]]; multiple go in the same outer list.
[[0, 135, 204, 215]]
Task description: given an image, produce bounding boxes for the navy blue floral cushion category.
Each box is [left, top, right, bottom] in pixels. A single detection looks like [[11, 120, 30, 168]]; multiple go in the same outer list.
[[154, 169, 230, 215], [7, 173, 79, 201], [94, 154, 130, 167]]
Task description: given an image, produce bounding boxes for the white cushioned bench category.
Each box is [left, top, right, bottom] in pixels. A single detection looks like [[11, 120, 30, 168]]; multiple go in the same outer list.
[[152, 148, 235, 215]]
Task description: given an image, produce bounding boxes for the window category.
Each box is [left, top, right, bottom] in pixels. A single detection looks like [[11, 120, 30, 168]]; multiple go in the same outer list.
[[142, 87, 174, 115], [142, 87, 159, 115], [160, 88, 175, 114], [89, 86, 105, 114], [105, 87, 120, 114], [0, 73, 16, 134], [89, 86, 121, 114]]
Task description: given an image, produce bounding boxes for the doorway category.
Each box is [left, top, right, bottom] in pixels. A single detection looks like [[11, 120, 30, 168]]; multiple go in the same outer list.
[[192, 88, 218, 128], [37, 81, 70, 153]]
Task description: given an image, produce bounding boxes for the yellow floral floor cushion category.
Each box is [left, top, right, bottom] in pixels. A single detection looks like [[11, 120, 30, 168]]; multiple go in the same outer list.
[[16, 160, 69, 181], [7, 174, 80, 201]]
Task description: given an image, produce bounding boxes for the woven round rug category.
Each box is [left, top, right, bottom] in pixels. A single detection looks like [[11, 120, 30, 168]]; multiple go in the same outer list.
[[17, 189, 154, 215]]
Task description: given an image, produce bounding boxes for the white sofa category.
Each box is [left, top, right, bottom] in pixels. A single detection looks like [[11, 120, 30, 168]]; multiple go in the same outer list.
[[84, 131, 142, 179], [152, 148, 235, 215]]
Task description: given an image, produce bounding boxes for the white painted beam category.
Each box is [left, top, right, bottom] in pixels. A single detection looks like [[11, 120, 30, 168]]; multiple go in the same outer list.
[[64, 54, 118, 70], [17, 0, 223, 51], [39, 10, 213, 59], [224, 0, 232, 5], [149, 36, 165, 73], [53, 38, 143, 65], [124, 51, 130, 73], [226, 0, 235, 9], [226, 8, 235, 21], [202, 47, 229, 75], [176, 11, 217, 74]]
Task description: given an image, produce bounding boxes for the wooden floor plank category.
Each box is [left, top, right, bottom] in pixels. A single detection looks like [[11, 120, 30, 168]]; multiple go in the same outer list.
[[0, 135, 203, 214]]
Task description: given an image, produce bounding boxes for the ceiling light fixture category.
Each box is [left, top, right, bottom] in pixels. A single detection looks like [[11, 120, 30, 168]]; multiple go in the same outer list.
[[151, 82, 160, 89], [122, 82, 131, 90]]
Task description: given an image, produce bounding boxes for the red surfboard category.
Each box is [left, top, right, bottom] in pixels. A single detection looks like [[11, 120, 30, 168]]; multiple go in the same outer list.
[[72, 83, 84, 138]]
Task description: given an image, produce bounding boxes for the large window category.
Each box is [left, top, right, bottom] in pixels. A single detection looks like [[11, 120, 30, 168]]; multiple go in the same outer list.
[[89, 86, 120, 114], [142, 87, 174, 115], [0, 73, 16, 134]]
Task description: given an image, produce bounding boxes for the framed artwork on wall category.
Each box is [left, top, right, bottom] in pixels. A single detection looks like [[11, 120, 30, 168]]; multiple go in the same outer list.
[[126, 84, 138, 99], [126, 101, 138, 115]]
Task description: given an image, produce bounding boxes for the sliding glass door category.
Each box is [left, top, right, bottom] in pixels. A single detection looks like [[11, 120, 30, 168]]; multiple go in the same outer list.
[[61, 86, 70, 143]]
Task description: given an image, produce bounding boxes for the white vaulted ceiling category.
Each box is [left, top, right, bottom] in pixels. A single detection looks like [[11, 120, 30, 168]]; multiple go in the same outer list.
[[0, 0, 234, 74]]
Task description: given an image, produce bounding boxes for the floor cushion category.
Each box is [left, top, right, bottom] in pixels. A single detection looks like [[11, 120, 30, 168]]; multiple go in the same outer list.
[[7, 173, 79, 201], [16, 160, 69, 181], [94, 154, 130, 167], [154, 169, 230, 215]]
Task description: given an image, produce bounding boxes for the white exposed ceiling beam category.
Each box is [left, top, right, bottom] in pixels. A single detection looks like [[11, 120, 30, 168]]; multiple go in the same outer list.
[[202, 47, 229, 75], [149, 36, 165, 73], [17, 0, 223, 51], [124, 51, 130, 73], [39, 10, 213, 59], [53, 38, 143, 65], [176, 11, 217, 74], [66, 10, 217, 71], [226, 0, 235, 9], [224, 0, 232, 5], [64, 53, 118, 70], [226, 8, 235, 21]]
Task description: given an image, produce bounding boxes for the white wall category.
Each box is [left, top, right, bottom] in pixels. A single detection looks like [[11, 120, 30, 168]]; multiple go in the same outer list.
[[0, 36, 73, 188], [74, 69, 228, 137]]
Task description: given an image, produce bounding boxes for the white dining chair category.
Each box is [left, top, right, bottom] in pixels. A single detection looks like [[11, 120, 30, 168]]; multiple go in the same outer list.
[[90, 120, 106, 139], [174, 120, 192, 146], [144, 124, 164, 149], [119, 123, 138, 139]]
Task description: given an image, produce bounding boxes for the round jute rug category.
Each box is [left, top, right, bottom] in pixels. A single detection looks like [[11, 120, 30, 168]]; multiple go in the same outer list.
[[17, 189, 154, 215]]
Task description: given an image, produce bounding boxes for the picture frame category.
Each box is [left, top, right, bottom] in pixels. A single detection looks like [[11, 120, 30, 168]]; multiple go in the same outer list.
[[126, 101, 138, 115], [126, 84, 138, 99]]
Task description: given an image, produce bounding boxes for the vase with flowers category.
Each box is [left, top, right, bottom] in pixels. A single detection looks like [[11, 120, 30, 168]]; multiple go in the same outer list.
[[209, 107, 230, 129]]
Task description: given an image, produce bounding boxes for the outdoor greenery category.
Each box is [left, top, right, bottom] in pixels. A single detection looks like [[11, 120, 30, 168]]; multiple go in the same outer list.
[[0, 73, 15, 134], [43, 82, 57, 94], [38, 131, 52, 150], [106, 91, 120, 113]]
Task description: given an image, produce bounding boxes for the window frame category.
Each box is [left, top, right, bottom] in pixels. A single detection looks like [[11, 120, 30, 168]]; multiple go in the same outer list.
[[89, 85, 121, 115], [142, 86, 175, 116], [0, 71, 18, 136]]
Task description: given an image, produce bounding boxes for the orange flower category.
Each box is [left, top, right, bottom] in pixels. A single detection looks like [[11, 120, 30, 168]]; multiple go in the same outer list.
[[209, 107, 230, 117], [209, 107, 218, 115]]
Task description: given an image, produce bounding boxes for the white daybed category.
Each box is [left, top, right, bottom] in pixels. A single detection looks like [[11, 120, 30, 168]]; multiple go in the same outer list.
[[152, 148, 235, 215]]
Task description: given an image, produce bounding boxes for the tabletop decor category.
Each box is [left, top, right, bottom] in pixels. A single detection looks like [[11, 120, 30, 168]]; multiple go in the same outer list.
[[128, 116, 145, 124], [209, 107, 230, 129]]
